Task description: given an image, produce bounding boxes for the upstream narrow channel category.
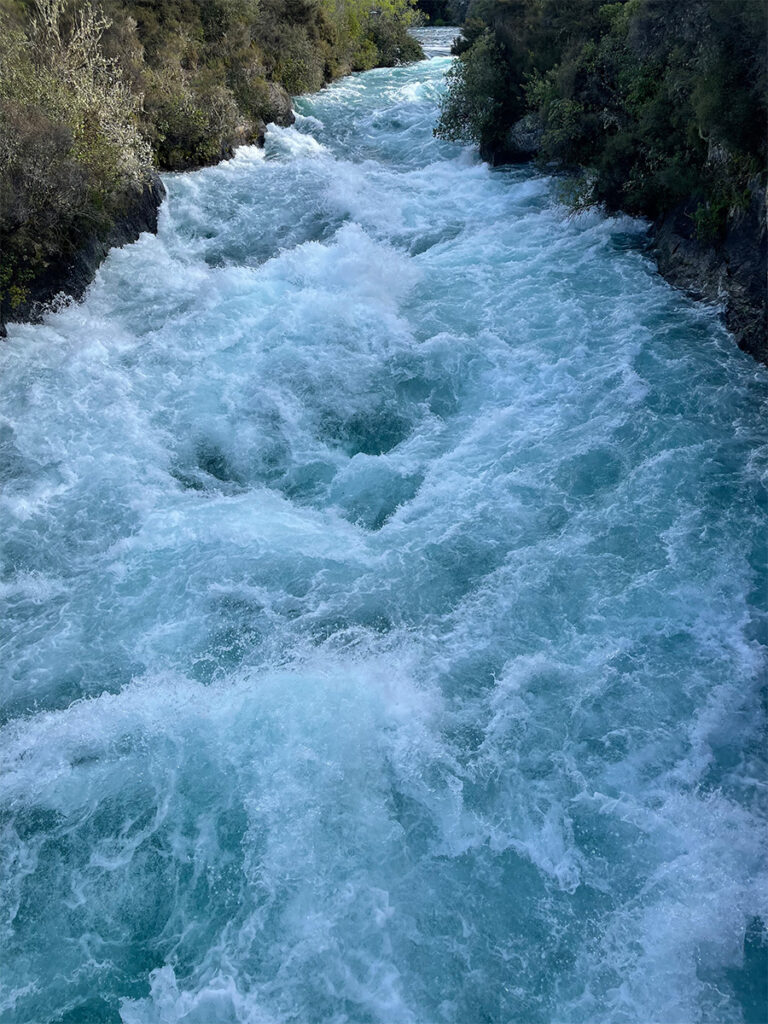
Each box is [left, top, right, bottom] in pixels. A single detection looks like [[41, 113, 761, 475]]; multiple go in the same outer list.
[[1, 27, 766, 1024]]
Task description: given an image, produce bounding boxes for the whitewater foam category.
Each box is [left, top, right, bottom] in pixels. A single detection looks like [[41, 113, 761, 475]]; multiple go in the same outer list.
[[1, 26, 766, 1024]]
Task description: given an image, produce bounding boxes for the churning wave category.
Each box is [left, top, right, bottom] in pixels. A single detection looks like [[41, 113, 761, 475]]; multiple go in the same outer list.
[[1, 26, 766, 1024]]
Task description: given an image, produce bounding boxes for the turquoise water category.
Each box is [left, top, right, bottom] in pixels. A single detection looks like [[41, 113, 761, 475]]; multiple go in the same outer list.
[[1, 27, 767, 1024]]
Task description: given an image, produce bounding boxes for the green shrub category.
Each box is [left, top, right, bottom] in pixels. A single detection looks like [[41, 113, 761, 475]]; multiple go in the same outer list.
[[436, 32, 513, 151], [1, 0, 424, 317], [437, 0, 767, 235], [0, 0, 153, 310]]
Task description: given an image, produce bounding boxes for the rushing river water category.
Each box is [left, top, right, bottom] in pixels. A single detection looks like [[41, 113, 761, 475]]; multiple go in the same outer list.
[[1, 27, 767, 1024]]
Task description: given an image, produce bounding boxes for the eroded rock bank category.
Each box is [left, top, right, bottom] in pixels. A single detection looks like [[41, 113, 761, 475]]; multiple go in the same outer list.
[[0, 0, 422, 339], [0, 175, 165, 340], [653, 183, 767, 364], [485, 118, 766, 365]]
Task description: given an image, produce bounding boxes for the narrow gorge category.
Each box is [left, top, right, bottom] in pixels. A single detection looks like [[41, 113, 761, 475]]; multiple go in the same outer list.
[[1, 28, 766, 1024]]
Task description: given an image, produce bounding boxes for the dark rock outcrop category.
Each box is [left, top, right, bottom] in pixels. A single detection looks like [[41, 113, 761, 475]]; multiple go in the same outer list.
[[481, 115, 543, 166], [251, 84, 296, 146], [264, 83, 296, 128], [652, 182, 767, 364], [0, 173, 165, 338]]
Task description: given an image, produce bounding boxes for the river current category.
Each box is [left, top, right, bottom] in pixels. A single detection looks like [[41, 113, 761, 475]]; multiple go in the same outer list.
[[1, 28, 766, 1024]]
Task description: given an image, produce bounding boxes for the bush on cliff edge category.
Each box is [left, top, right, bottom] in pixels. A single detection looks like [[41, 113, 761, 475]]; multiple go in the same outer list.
[[0, 0, 423, 323], [0, 0, 154, 315], [435, 0, 767, 234]]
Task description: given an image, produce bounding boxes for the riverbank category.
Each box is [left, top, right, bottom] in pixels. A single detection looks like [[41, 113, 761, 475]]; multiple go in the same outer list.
[[0, 174, 166, 339], [0, 0, 422, 338], [652, 184, 767, 364], [2, 33, 766, 1021], [435, 0, 767, 365], [484, 126, 767, 365]]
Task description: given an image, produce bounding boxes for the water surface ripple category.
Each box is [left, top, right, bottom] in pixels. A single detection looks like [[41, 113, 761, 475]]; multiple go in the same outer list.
[[1, 27, 767, 1024]]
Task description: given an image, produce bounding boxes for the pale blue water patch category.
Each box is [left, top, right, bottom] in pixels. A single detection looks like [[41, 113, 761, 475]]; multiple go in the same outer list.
[[1, 26, 767, 1024]]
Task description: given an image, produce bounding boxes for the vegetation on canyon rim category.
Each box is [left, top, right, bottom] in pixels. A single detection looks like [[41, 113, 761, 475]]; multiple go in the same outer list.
[[2, 0, 765, 343], [436, 0, 767, 236], [0, 0, 421, 314]]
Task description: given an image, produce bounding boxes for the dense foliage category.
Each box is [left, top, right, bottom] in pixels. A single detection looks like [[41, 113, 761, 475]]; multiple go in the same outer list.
[[0, 0, 421, 317], [112, 0, 422, 169], [0, 0, 154, 312], [436, 0, 767, 233], [415, 0, 465, 24]]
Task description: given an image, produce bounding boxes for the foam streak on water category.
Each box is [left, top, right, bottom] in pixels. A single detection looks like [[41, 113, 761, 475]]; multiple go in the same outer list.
[[1, 28, 767, 1024]]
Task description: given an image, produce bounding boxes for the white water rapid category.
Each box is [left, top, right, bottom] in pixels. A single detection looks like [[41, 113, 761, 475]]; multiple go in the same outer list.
[[1, 28, 767, 1024]]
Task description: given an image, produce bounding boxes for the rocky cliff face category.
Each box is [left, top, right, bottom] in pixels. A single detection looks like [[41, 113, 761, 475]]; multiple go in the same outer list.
[[480, 115, 543, 166], [653, 182, 767, 364], [0, 174, 166, 339]]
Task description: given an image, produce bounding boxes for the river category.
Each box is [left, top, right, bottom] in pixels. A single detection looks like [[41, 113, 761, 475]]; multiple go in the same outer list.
[[1, 27, 766, 1024]]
